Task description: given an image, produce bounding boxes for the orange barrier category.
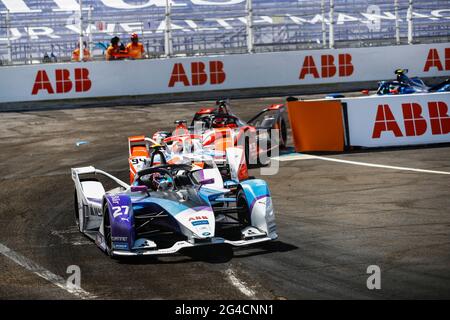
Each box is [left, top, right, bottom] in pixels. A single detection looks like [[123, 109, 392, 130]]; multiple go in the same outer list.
[[287, 100, 345, 152]]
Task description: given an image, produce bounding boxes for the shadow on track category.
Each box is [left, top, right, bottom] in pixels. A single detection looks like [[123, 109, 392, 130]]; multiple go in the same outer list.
[[114, 240, 298, 265], [232, 241, 298, 259]]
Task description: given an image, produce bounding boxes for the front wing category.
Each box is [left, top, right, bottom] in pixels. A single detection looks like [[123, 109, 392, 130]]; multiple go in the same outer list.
[[111, 235, 274, 257]]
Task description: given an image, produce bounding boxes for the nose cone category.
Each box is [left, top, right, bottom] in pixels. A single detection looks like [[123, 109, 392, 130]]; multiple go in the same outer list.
[[188, 210, 214, 238], [176, 206, 215, 238]]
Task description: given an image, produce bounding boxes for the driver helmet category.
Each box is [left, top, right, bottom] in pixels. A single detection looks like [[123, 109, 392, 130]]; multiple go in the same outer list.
[[153, 131, 170, 144], [212, 117, 226, 127], [148, 172, 173, 191], [171, 140, 183, 154], [389, 84, 399, 94], [217, 103, 228, 114]]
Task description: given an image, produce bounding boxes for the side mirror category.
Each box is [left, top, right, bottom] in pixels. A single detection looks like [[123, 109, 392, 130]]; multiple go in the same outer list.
[[131, 185, 148, 193], [199, 178, 215, 186]]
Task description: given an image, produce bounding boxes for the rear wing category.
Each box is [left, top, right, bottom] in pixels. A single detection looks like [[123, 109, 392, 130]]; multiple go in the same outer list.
[[71, 167, 130, 217], [71, 166, 129, 190], [128, 135, 166, 183], [247, 104, 285, 127]]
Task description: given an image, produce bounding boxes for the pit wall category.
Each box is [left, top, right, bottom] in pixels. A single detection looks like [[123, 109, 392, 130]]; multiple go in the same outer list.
[[287, 92, 450, 151], [0, 43, 449, 109]]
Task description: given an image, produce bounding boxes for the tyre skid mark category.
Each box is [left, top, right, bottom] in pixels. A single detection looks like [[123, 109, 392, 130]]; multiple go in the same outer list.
[[224, 268, 257, 299]]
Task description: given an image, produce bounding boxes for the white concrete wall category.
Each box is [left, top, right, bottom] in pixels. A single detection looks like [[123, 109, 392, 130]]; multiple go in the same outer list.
[[343, 92, 450, 147], [0, 43, 449, 104]]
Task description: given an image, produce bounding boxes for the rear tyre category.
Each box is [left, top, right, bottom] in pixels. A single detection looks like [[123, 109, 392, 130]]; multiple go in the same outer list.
[[257, 131, 272, 166], [280, 119, 287, 149], [237, 189, 251, 227], [73, 189, 81, 231], [244, 136, 250, 167]]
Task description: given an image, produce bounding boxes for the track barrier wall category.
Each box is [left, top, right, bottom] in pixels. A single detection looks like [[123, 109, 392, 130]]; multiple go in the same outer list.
[[286, 92, 450, 152], [343, 92, 450, 148], [287, 100, 344, 152], [0, 43, 449, 107]]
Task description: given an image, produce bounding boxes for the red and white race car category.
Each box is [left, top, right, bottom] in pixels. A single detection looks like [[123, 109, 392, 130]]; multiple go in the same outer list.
[[153, 100, 288, 166], [127, 135, 250, 187]]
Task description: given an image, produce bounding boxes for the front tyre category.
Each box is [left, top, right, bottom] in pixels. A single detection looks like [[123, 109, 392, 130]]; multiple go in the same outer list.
[[237, 189, 251, 227], [103, 204, 114, 257]]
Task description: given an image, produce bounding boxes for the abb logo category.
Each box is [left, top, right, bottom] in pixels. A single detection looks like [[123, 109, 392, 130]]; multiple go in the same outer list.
[[188, 215, 209, 222], [423, 48, 450, 72], [31, 68, 92, 95], [168, 61, 226, 87], [372, 101, 450, 138], [299, 54, 354, 79]]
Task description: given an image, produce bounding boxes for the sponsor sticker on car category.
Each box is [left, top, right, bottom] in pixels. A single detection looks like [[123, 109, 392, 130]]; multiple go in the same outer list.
[[192, 220, 209, 226]]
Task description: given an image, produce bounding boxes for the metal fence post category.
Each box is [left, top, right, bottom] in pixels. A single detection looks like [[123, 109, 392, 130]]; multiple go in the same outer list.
[[329, 0, 335, 49], [246, 0, 254, 53], [79, 0, 84, 61], [6, 9, 12, 64], [88, 5, 93, 55], [164, 0, 173, 57], [394, 0, 400, 45], [321, 0, 326, 48], [407, 0, 413, 44], [140, 21, 146, 57], [26, 25, 31, 64]]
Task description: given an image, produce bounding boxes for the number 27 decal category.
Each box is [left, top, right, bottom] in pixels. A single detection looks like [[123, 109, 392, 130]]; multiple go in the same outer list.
[[112, 206, 129, 218]]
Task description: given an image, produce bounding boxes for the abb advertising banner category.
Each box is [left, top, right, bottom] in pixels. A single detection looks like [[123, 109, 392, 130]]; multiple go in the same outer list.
[[343, 92, 450, 147], [0, 42, 449, 104]]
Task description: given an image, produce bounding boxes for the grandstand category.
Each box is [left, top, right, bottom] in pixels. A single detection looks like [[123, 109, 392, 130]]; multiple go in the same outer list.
[[0, 0, 449, 64]]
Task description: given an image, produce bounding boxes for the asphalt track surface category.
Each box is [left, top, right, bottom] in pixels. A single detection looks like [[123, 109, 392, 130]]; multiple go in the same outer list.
[[0, 95, 449, 299]]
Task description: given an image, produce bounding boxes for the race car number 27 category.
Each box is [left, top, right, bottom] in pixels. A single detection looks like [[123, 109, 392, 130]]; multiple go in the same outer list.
[[112, 206, 129, 218]]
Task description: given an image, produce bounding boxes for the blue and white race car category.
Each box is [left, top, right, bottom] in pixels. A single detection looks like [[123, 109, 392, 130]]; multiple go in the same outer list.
[[326, 69, 450, 99], [376, 69, 450, 95], [71, 153, 277, 258]]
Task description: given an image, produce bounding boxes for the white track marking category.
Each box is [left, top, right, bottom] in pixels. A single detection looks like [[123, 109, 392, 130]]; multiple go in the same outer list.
[[273, 154, 317, 161], [276, 153, 450, 175], [0, 243, 96, 299], [224, 268, 256, 299]]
